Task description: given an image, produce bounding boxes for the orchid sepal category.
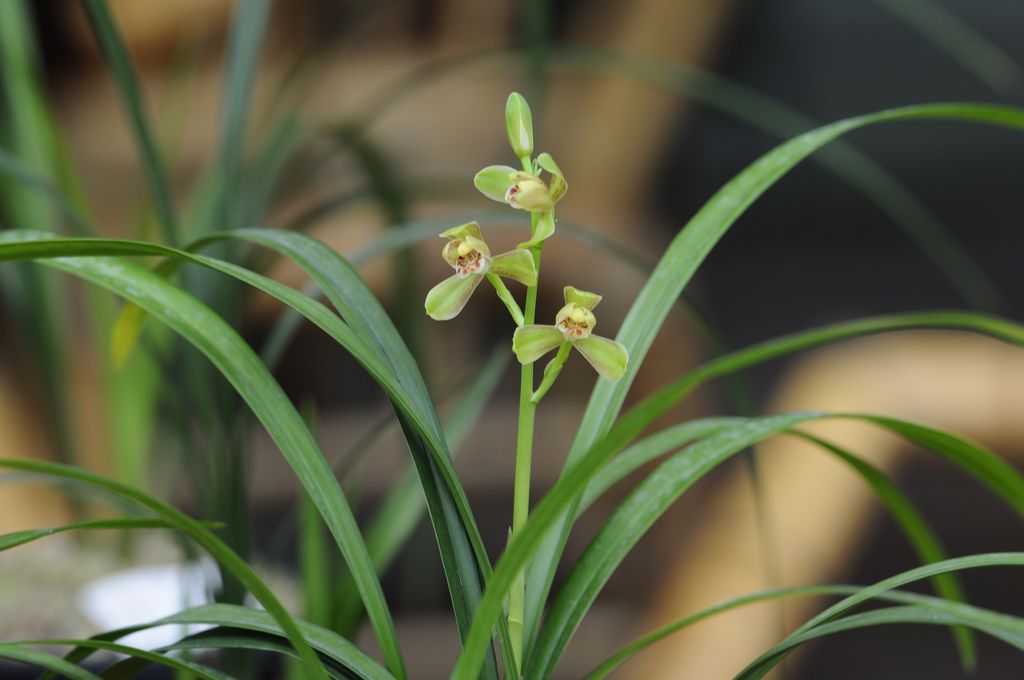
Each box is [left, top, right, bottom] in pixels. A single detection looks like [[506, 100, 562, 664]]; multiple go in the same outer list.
[[518, 210, 555, 249], [425, 274, 484, 321]]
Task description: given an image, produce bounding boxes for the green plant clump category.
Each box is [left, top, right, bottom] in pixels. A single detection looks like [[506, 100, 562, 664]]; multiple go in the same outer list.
[[2, 3, 1024, 678]]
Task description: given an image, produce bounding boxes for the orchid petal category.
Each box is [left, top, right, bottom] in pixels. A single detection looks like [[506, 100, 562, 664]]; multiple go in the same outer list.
[[510, 177, 553, 212], [512, 325, 565, 364], [424, 274, 483, 320], [490, 249, 537, 286], [440, 221, 483, 241], [518, 210, 555, 249], [574, 335, 629, 381], [536, 152, 567, 203], [474, 165, 518, 203], [563, 285, 602, 310]]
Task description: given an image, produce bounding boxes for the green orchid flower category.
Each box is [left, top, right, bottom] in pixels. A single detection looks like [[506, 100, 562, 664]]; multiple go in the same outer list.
[[424, 222, 537, 322], [513, 286, 629, 402], [473, 152, 567, 248]]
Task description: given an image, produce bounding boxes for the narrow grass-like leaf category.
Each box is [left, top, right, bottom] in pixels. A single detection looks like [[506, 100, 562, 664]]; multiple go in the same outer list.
[[334, 347, 510, 633], [300, 488, 331, 628], [0, 149, 92, 235], [575, 415, 975, 673], [548, 45, 1007, 309], [522, 101, 1024, 654], [752, 553, 1024, 675], [577, 417, 742, 512], [529, 412, 1024, 678], [0, 646, 101, 680], [2, 639, 228, 680], [0, 0, 78, 477], [741, 607, 1024, 680], [527, 413, 820, 679], [221, 228, 507, 678], [0, 236, 405, 677], [740, 567, 1024, 680], [7, 250, 1021, 680], [150, 633, 349, 680], [0, 517, 216, 551], [351, 46, 1004, 309], [104, 635, 295, 680], [240, 113, 305, 229], [6, 234, 1021, 680], [79, 0, 179, 244], [792, 434, 973, 666], [876, 0, 1022, 97], [584, 584, 1012, 679], [457, 333, 1024, 680], [0, 458, 329, 680], [207, 0, 272, 232], [80, 603, 393, 680]]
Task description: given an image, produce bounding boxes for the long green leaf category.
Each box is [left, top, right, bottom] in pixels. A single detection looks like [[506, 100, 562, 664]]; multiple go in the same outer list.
[[876, 0, 1022, 97], [584, 583, 1013, 679], [2, 639, 228, 680], [334, 347, 510, 633], [529, 410, 1024, 678], [578, 416, 742, 512], [222, 228, 507, 678], [527, 412, 818, 679], [0, 458, 329, 680], [0, 148, 92, 235], [103, 635, 297, 680], [0, 236, 406, 677], [6, 234, 1019, 680], [207, 0, 273, 233], [79, 0, 179, 244], [151, 633, 348, 680], [43, 225, 507, 677], [521, 101, 1024, 657], [742, 606, 1024, 680], [351, 46, 1004, 310], [0, 646, 101, 680], [0, 517, 214, 551], [0, 0, 77, 475], [573, 423, 974, 666], [75, 603, 393, 680], [547, 45, 1006, 310], [795, 433, 973, 666], [464, 210, 1024, 680], [738, 551, 1024, 680]]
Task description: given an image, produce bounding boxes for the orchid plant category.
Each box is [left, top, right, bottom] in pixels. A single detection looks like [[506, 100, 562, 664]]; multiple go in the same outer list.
[[4, 2, 1024, 674], [424, 93, 628, 664]]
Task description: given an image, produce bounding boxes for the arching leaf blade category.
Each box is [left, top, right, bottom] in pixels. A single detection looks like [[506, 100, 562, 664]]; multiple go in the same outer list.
[[0, 458, 330, 680], [521, 102, 1024, 658], [0, 237, 402, 678]]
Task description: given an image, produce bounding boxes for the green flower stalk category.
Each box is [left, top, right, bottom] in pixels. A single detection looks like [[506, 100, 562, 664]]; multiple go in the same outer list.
[[422, 92, 615, 672], [514, 286, 629, 403], [424, 221, 536, 323]]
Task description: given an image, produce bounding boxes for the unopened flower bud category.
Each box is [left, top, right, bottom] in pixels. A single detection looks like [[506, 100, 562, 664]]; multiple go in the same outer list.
[[505, 92, 534, 159]]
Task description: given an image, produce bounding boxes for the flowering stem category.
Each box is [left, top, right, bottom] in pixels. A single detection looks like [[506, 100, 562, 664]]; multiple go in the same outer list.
[[487, 273, 525, 326], [510, 149, 542, 666], [530, 341, 571, 404]]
